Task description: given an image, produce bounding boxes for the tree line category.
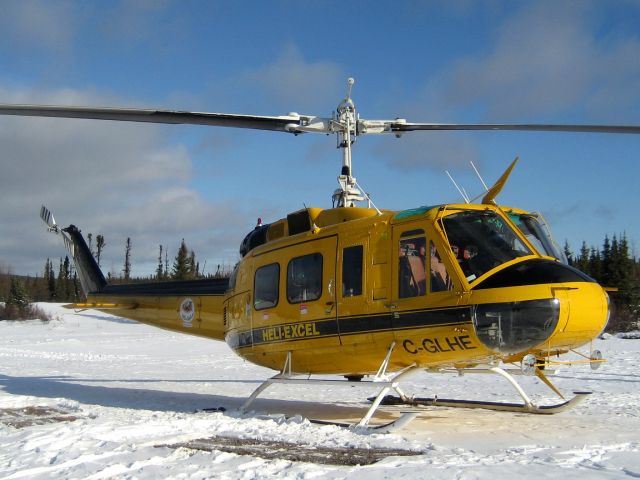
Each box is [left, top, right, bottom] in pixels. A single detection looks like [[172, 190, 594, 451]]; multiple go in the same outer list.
[[1, 234, 232, 316]]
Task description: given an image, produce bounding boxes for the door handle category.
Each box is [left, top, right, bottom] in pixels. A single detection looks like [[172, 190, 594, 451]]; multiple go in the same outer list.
[[325, 301, 335, 314]]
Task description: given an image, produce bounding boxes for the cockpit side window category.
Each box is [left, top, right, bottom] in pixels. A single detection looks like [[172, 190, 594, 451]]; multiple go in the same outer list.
[[398, 232, 426, 298]]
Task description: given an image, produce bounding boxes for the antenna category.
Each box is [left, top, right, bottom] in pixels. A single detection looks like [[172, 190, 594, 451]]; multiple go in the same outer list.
[[354, 179, 382, 214], [470, 161, 489, 191], [445, 170, 470, 203], [461, 185, 471, 203]]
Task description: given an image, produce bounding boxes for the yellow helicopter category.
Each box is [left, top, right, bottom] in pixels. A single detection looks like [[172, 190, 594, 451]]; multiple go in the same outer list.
[[2, 78, 637, 430]]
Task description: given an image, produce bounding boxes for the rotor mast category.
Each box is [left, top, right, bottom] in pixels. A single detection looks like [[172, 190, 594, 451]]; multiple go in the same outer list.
[[332, 78, 366, 208]]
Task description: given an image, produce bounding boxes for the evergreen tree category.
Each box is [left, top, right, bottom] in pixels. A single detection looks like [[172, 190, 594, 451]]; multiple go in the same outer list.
[[96, 235, 105, 268], [8, 277, 30, 309], [3, 277, 31, 318], [602, 235, 612, 285], [597, 233, 640, 332], [27, 275, 43, 301], [563, 240, 573, 267], [614, 234, 635, 306], [47, 259, 56, 300], [588, 247, 602, 281], [172, 239, 190, 280], [188, 250, 197, 279], [123, 237, 132, 280], [55, 257, 72, 301], [43, 259, 53, 300], [575, 241, 590, 274], [56, 258, 65, 300], [156, 245, 164, 279]]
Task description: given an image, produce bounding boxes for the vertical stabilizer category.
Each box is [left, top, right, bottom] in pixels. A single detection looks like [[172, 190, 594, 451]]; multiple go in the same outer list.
[[40, 206, 107, 295]]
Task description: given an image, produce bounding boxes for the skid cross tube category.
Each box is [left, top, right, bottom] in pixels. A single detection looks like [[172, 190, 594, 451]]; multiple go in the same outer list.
[[240, 347, 420, 429], [489, 366, 534, 410], [357, 365, 419, 427]]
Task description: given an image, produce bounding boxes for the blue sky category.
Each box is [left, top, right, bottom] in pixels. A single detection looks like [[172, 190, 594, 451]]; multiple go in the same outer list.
[[1, 0, 639, 277]]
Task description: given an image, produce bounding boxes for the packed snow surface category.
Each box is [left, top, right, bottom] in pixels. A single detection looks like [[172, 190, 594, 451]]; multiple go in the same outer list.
[[1, 304, 638, 479]]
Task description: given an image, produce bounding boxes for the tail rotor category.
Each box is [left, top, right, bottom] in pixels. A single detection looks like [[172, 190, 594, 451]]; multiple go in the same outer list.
[[40, 205, 75, 258]]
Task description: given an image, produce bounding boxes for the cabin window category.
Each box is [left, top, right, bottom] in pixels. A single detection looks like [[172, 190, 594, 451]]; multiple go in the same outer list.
[[342, 245, 363, 297], [254, 263, 279, 310], [287, 253, 323, 303], [430, 241, 453, 292], [398, 234, 426, 298]]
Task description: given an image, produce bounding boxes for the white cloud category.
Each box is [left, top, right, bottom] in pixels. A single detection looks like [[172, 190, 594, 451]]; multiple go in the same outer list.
[[0, 42, 349, 276], [441, 2, 640, 121], [0, 86, 252, 276], [242, 44, 346, 113]]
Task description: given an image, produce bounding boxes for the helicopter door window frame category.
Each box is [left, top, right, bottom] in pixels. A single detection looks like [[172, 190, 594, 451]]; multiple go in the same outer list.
[[286, 252, 323, 304], [398, 229, 427, 299], [342, 245, 363, 297], [254, 262, 280, 310]]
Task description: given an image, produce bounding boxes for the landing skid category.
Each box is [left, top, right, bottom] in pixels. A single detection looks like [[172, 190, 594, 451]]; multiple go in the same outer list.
[[374, 391, 591, 415], [240, 346, 592, 431]]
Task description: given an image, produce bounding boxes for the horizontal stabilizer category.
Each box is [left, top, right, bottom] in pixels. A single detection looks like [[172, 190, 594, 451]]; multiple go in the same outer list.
[[63, 302, 138, 311]]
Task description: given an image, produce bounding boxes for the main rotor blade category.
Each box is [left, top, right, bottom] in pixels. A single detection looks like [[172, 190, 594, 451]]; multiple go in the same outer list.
[[0, 104, 313, 133], [386, 122, 640, 135], [3, 104, 640, 136]]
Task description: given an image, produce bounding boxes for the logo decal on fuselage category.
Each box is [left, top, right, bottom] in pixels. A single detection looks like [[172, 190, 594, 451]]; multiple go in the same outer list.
[[179, 298, 195, 327]]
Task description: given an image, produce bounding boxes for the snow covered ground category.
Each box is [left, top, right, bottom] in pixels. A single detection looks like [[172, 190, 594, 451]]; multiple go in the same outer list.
[[1, 304, 638, 479]]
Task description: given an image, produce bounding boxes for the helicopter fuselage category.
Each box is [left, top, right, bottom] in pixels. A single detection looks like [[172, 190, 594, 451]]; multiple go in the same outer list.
[[87, 203, 609, 376]]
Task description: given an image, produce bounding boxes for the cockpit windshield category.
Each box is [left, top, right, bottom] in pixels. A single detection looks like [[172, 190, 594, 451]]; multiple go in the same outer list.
[[442, 210, 531, 282]]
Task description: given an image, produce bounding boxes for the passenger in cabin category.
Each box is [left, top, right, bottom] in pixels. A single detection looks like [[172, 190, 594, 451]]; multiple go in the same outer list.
[[451, 244, 480, 281], [399, 238, 426, 297], [430, 243, 452, 292]]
